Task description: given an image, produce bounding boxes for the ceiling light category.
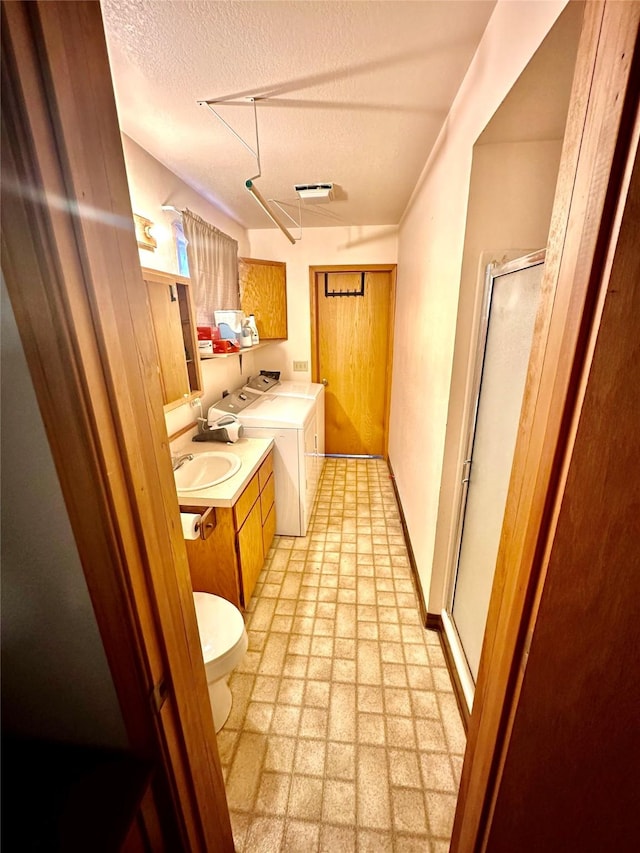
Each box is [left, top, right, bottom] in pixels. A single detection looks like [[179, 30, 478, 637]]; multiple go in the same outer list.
[[295, 183, 334, 200]]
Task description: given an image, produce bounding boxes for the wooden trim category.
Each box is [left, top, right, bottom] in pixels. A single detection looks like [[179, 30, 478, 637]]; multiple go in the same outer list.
[[141, 268, 191, 287], [425, 612, 442, 631], [238, 256, 286, 268], [309, 267, 319, 381], [387, 460, 428, 626], [168, 421, 199, 443], [1, 3, 232, 850], [309, 263, 397, 272], [382, 266, 397, 460], [487, 112, 640, 853], [451, 3, 640, 849]]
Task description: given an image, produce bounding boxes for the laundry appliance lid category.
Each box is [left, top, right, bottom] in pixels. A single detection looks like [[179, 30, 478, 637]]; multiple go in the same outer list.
[[262, 380, 324, 400], [209, 388, 260, 416], [237, 394, 315, 429], [244, 374, 281, 393]]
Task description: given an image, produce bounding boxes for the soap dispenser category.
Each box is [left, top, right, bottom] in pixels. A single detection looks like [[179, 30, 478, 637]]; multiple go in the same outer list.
[[239, 319, 253, 348], [247, 314, 259, 345]]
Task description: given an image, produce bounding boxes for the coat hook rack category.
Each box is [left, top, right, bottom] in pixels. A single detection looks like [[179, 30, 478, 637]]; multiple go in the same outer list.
[[324, 271, 365, 297]]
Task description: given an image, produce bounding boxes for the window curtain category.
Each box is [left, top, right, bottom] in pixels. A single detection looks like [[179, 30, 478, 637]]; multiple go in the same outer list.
[[182, 209, 239, 325]]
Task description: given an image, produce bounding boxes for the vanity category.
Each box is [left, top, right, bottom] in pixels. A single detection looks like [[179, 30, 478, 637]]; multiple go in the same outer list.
[[177, 438, 274, 609]]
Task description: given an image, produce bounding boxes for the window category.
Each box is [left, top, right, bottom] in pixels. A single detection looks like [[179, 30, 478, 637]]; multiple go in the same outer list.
[[174, 220, 190, 278]]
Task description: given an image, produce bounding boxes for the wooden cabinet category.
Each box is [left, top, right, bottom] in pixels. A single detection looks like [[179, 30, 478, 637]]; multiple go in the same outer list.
[[239, 257, 287, 340], [142, 268, 202, 411], [183, 451, 275, 609]]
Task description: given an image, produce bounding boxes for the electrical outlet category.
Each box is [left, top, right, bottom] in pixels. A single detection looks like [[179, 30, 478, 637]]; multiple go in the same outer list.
[[293, 360, 308, 372]]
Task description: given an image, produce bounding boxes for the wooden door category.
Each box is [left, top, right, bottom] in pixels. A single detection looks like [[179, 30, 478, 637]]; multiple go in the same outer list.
[[311, 266, 396, 456], [451, 1, 640, 849], [1, 3, 233, 850], [146, 278, 191, 404], [143, 268, 203, 411]]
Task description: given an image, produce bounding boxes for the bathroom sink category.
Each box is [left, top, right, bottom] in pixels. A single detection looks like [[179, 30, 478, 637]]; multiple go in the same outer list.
[[174, 451, 241, 492]]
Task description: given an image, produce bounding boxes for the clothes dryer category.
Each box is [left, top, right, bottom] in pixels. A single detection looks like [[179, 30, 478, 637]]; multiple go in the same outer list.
[[208, 391, 318, 536], [244, 377, 326, 461]]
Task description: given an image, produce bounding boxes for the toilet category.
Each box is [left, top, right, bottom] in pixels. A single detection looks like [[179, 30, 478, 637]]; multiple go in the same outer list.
[[192, 592, 248, 732]]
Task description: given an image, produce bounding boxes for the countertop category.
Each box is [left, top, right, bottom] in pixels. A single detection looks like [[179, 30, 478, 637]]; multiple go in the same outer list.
[[175, 436, 273, 508]]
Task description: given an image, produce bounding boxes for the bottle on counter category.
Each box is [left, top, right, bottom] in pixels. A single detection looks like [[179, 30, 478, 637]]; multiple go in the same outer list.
[[247, 314, 259, 345], [240, 320, 253, 347]]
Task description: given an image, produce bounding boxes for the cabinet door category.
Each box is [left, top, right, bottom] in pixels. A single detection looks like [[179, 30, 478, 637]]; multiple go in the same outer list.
[[183, 507, 242, 608], [262, 503, 276, 558], [237, 500, 264, 607], [146, 278, 190, 404], [143, 268, 203, 411], [239, 258, 287, 339]]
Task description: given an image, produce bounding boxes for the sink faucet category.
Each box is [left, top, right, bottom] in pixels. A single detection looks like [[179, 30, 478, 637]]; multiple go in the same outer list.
[[171, 453, 194, 471]]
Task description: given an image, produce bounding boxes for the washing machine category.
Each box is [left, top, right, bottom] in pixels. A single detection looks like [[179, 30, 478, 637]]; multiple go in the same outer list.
[[207, 389, 318, 536]]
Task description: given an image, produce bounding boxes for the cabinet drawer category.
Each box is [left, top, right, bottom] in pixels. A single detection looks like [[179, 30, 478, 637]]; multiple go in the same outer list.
[[233, 472, 260, 529], [262, 502, 276, 557], [260, 472, 275, 523], [258, 452, 273, 492]]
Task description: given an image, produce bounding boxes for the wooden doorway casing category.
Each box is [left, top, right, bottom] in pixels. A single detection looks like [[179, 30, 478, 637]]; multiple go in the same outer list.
[[451, 1, 640, 849], [2, 0, 637, 849], [1, 3, 232, 850], [310, 264, 397, 458]]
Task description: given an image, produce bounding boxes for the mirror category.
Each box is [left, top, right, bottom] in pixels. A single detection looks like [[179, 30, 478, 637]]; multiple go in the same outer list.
[[142, 267, 203, 411]]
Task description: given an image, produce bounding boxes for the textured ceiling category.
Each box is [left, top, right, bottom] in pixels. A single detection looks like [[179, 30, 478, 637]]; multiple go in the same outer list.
[[102, 0, 497, 229]]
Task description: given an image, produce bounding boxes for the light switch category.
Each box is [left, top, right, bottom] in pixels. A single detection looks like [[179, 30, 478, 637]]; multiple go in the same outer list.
[[293, 360, 308, 372]]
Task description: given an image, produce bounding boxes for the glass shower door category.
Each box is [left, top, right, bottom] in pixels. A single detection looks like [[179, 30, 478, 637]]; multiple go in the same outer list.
[[450, 252, 544, 682]]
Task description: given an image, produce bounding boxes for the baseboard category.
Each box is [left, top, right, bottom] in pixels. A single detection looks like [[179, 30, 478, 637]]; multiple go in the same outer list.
[[387, 460, 428, 627], [387, 461, 471, 731], [426, 611, 442, 631]]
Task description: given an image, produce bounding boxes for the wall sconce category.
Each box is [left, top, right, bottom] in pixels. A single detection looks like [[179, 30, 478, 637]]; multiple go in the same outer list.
[[133, 213, 157, 251]]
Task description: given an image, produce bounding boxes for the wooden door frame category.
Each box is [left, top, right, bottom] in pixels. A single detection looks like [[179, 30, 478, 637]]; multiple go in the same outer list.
[[451, 1, 640, 848], [309, 264, 397, 458], [1, 3, 232, 850]]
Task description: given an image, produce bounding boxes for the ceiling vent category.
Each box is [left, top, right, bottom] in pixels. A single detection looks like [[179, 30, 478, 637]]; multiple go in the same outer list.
[[294, 183, 334, 201]]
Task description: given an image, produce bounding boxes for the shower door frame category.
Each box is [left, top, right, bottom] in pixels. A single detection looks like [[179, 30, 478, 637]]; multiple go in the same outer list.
[[445, 249, 546, 706]]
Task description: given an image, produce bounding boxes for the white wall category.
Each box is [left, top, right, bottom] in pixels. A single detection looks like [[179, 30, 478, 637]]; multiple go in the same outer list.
[[430, 138, 564, 614], [248, 225, 398, 381], [1, 279, 128, 748], [390, 0, 568, 608], [122, 134, 260, 435], [122, 133, 250, 271]]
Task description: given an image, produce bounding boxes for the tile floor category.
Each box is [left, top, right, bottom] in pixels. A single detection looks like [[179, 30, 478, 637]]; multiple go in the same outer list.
[[217, 458, 466, 852]]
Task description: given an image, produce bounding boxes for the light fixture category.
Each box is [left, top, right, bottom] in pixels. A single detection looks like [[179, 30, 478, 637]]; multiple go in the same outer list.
[[133, 213, 157, 251], [295, 183, 334, 200]]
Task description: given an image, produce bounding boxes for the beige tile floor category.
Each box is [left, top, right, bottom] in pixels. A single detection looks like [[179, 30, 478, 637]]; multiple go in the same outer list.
[[217, 458, 466, 852]]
